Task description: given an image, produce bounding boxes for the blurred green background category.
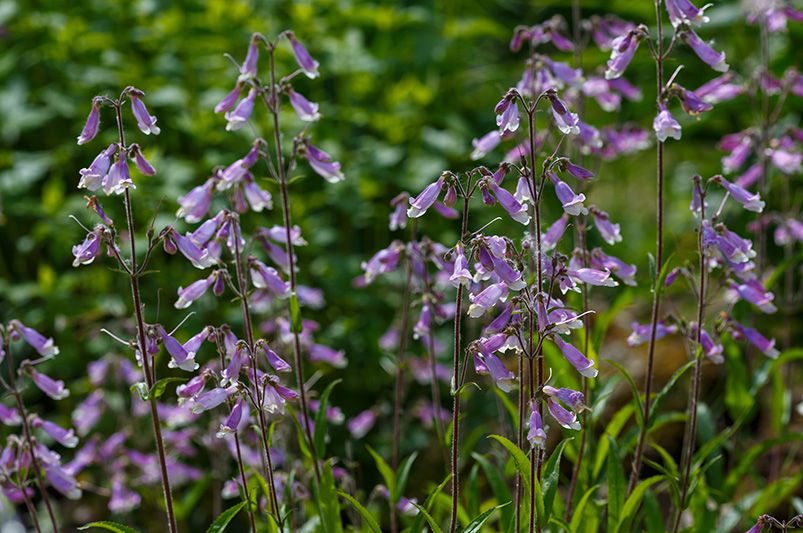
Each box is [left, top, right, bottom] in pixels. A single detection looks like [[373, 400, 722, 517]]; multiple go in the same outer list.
[[1, 0, 802, 527]]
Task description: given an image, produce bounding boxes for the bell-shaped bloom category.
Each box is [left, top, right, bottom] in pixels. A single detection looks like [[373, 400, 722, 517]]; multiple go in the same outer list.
[[552, 335, 598, 377], [30, 370, 69, 400], [695, 73, 743, 105], [479, 352, 515, 392], [347, 409, 377, 439], [591, 249, 636, 286], [699, 327, 724, 364], [169, 229, 216, 269], [722, 136, 753, 174], [215, 83, 243, 114], [569, 266, 619, 288], [77, 97, 102, 145], [309, 344, 347, 368], [128, 90, 160, 135], [158, 326, 199, 372], [72, 391, 103, 436], [176, 179, 214, 223], [109, 476, 141, 514], [549, 172, 588, 216], [177, 374, 207, 404], [79, 144, 116, 191], [189, 387, 231, 414], [591, 207, 621, 245], [666, 0, 710, 26], [33, 418, 78, 448], [361, 241, 403, 283], [653, 104, 682, 142], [681, 29, 728, 72], [240, 37, 259, 77], [130, 145, 156, 176], [407, 176, 444, 218], [72, 228, 103, 267], [216, 399, 244, 438], [514, 175, 534, 205], [0, 404, 21, 426], [496, 99, 520, 133], [565, 161, 593, 180], [175, 272, 217, 309], [287, 88, 320, 122], [182, 327, 212, 363], [490, 254, 526, 291], [547, 398, 581, 430], [489, 181, 530, 224], [243, 176, 273, 212], [605, 30, 641, 80], [12, 321, 59, 357], [627, 321, 677, 346], [543, 385, 584, 411], [304, 141, 345, 183], [102, 156, 135, 196], [709, 223, 756, 264], [543, 214, 569, 251], [449, 244, 472, 288], [769, 148, 803, 175], [388, 192, 409, 231], [676, 85, 713, 116], [468, 282, 508, 318], [225, 88, 256, 131], [728, 280, 776, 313], [471, 130, 501, 160], [259, 341, 291, 373], [286, 31, 320, 78], [250, 259, 290, 298], [731, 322, 779, 358], [715, 176, 765, 212], [549, 95, 580, 135], [45, 464, 81, 500], [527, 402, 547, 448]]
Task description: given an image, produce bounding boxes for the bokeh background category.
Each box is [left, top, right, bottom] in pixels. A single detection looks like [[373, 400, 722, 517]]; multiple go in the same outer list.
[[1, 0, 802, 528]]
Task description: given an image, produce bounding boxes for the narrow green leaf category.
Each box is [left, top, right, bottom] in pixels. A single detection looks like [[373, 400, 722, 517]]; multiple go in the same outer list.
[[367, 446, 396, 502], [410, 474, 451, 533], [130, 382, 149, 401], [593, 403, 634, 478], [314, 379, 342, 458], [543, 438, 572, 522], [411, 501, 444, 533], [654, 252, 676, 295], [606, 436, 625, 533], [337, 491, 381, 533], [313, 461, 343, 533], [616, 475, 663, 531], [289, 292, 302, 333], [206, 501, 247, 533], [149, 377, 186, 400], [471, 453, 512, 527], [464, 502, 509, 533], [397, 451, 419, 499], [569, 485, 599, 533], [648, 360, 694, 426], [487, 434, 531, 493], [606, 360, 643, 427], [78, 522, 140, 533]]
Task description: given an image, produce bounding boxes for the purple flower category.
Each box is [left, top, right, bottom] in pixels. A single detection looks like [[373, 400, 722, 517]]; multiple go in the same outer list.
[[568, 266, 619, 288], [471, 130, 501, 160], [543, 385, 584, 411], [389, 193, 409, 231], [769, 148, 802, 175], [732, 322, 779, 358], [77, 97, 102, 145], [241, 37, 259, 77], [744, 519, 762, 533], [715, 176, 765, 212], [605, 30, 642, 80], [549, 172, 588, 216], [407, 176, 444, 218], [225, 88, 256, 131], [177, 179, 215, 223], [159, 326, 199, 372], [496, 99, 520, 133], [169, 229, 216, 269], [286, 31, 320, 79], [128, 89, 160, 135], [109, 476, 141, 513], [303, 141, 345, 183], [722, 136, 753, 174], [33, 418, 78, 448], [549, 95, 580, 135], [681, 29, 728, 72], [72, 391, 104, 436], [72, 227, 103, 267], [653, 104, 682, 142], [591, 249, 637, 286], [260, 341, 291, 373], [449, 243, 472, 288], [189, 387, 231, 414], [479, 352, 515, 392], [309, 344, 347, 368], [79, 144, 116, 191], [547, 398, 581, 430], [695, 73, 743, 104], [627, 321, 677, 346], [543, 214, 569, 252], [216, 399, 244, 438], [676, 85, 713, 116], [30, 369, 69, 400], [468, 282, 508, 318], [215, 84, 243, 114], [666, 0, 710, 27], [175, 272, 217, 309], [103, 156, 135, 196], [691, 324, 724, 364], [11, 321, 59, 357], [489, 181, 530, 224], [729, 280, 776, 313], [288, 88, 321, 122], [591, 207, 621, 245], [565, 161, 593, 180], [552, 335, 598, 377], [347, 409, 377, 439], [45, 464, 81, 500], [130, 144, 156, 176], [0, 404, 21, 426], [527, 402, 547, 448], [250, 259, 290, 298]]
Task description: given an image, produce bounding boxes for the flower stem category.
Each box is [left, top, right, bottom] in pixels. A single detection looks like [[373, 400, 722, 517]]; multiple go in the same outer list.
[[115, 102, 178, 533], [448, 192, 471, 533], [628, 0, 665, 495]]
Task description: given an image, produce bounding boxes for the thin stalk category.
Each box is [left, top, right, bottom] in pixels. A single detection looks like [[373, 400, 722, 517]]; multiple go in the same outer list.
[[448, 193, 471, 533], [390, 223, 416, 533], [231, 223, 281, 520], [115, 103, 178, 533], [672, 180, 706, 532], [4, 338, 58, 533], [515, 358, 524, 532], [18, 474, 43, 533], [628, 0, 666, 495], [267, 45, 322, 484]]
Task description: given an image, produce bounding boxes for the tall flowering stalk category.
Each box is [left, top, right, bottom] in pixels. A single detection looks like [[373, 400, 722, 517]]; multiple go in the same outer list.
[[0, 322, 79, 533], [72, 87, 178, 531]]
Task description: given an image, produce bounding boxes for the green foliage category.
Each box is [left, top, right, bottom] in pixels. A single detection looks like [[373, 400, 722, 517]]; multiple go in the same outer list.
[[206, 501, 247, 533]]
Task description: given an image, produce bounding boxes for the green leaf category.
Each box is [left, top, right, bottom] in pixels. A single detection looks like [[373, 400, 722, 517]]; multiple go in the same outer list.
[[487, 434, 531, 494], [397, 451, 419, 499], [337, 491, 381, 533], [654, 252, 677, 295], [411, 501, 444, 533], [289, 292, 303, 333], [129, 382, 149, 401], [543, 438, 572, 523], [410, 474, 451, 533], [569, 485, 599, 533], [314, 379, 342, 458], [313, 460, 343, 533], [463, 502, 509, 533], [367, 445, 396, 503], [606, 436, 625, 533], [206, 501, 247, 533], [606, 360, 643, 428], [648, 359, 694, 426], [616, 476, 663, 532], [723, 433, 803, 497], [78, 522, 140, 533], [593, 403, 634, 478], [471, 453, 512, 527], [149, 377, 186, 400]]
